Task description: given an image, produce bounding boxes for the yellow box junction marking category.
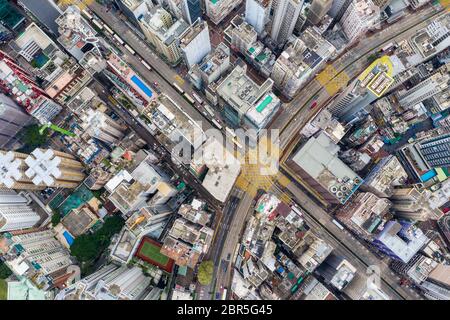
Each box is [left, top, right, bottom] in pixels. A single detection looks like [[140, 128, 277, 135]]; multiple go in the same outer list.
[[316, 64, 349, 96], [58, 0, 93, 9], [174, 75, 184, 85], [235, 136, 292, 203]]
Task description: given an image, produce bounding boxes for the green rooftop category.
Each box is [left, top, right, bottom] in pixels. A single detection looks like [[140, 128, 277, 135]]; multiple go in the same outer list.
[[248, 47, 256, 54], [256, 95, 273, 113], [256, 53, 267, 62]]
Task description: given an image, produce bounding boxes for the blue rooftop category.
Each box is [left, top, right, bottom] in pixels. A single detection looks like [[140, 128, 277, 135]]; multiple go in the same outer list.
[[131, 75, 153, 98]]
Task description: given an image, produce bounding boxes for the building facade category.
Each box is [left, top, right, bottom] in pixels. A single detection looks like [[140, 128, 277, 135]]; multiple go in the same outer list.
[[0, 189, 40, 232], [270, 0, 303, 46], [245, 0, 272, 35]]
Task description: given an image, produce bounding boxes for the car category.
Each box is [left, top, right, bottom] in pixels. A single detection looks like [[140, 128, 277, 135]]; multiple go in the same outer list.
[[310, 101, 318, 109], [153, 81, 158, 87]]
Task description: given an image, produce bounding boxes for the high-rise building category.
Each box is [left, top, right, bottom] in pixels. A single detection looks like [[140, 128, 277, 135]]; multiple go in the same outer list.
[[0, 189, 40, 232], [187, 42, 231, 90], [390, 186, 443, 221], [307, 0, 332, 25], [335, 192, 391, 239], [372, 220, 429, 263], [340, 0, 379, 43], [271, 27, 335, 98], [245, 0, 272, 35], [228, 18, 258, 53], [270, 0, 304, 46], [205, 0, 243, 25], [398, 63, 450, 108], [167, 0, 202, 24], [79, 109, 126, 145], [0, 51, 62, 123], [139, 7, 189, 64], [5, 229, 72, 278], [216, 64, 280, 132], [327, 56, 394, 123], [183, 0, 202, 25], [179, 19, 211, 68], [55, 264, 153, 300], [115, 0, 153, 29], [0, 149, 85, 190], [0, 94, 33, 149]]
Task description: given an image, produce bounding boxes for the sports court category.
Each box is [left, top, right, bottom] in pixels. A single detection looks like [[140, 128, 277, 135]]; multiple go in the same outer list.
[[135, 237, 174, 273]]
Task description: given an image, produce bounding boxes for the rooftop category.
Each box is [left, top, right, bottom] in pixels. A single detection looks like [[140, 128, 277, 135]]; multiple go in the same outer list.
[[217, 64, 278, 126], [291, 132, 363, 204], [56, 6, 99, 61], [375, 220, 429, 263], [191, 137, 241, 203], [179, 19, 208, 49]]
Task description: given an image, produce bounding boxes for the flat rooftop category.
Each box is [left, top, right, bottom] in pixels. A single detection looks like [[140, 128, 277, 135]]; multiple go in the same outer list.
[[291, 132, 362, 204], [192, 137, 241, 203], [217, 65, 275, 115]]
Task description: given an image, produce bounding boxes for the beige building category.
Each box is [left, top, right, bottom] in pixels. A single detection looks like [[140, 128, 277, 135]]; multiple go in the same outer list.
[[139, 7, 189, 64], [0, 149, 85, 190], [206, 0, 243, 25], [391, 186, 444, 221]]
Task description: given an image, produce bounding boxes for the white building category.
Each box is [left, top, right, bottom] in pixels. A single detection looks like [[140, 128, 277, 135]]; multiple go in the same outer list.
[[80, 109, 126, 144], [0, 189, 40, 232], [398, 63, 450, 108], [270, 0, 304, 46], [205, 0, 243, 25], [245, 0, 272, 35], [271, 27, 335, 98], [340, 0, 379, 43], [191, 136, 241, 203], [179, 19, 211, 68], [55, 264, 153, 300], [7, 229, 72, 277], [139, 7, 189, 64], [217, 64, 280, 131]]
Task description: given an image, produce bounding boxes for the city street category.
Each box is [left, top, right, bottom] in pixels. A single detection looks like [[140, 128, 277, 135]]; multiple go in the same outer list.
[[88, 2, 218, 130]]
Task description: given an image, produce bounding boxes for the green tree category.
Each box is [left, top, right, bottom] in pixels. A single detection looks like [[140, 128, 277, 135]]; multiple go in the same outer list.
[[70, 216, 124, 273], [0, 262, 12, 280], [51, 212, 61, 227], [197, 260, 214, 286], [19, 124, 48, 153]]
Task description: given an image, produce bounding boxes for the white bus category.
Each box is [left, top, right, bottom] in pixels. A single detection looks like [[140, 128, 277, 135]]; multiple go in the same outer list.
[[291, 205, 303, 217], [221, 288, 228, 300], [172, 82, 184, 94], [211, 119, 222, 130], [192, 92, 203, 105], [184, 93, 195, 105], [91, 19, 104, 31], [124, 44, 136, 55], [332, 219, 345, 231], [233, 137, 243, 150], [81, 9, 93, 21], [114, 34, 125, 45], [204, 104, 214, 117], [141, 59, 152, 71], [103, 24, 114, 35], [225, 127, 236, 138]]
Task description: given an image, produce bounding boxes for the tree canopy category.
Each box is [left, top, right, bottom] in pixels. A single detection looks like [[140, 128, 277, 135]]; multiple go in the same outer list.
[[70, 215, 124, 267], [197, 260, 214, 286]]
